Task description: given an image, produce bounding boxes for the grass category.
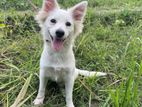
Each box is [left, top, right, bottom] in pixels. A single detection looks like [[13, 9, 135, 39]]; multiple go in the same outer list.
[[0, 0, 142, 107]]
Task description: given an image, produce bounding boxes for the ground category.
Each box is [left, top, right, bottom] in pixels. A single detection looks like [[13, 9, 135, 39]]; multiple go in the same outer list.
[[0, 0, 142, 107]]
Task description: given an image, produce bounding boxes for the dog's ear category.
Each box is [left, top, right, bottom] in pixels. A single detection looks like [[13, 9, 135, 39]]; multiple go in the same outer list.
[[68, 1, 88, 36], [69, 1, 88, 21], [35, 0, 59, 27], [42, 0, 59, 12]]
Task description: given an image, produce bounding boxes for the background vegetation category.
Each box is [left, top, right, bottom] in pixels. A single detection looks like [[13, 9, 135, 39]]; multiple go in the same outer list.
[[0, 0, 142, 107]]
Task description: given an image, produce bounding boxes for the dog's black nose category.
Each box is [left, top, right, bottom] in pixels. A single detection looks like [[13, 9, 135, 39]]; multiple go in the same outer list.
[[56, 30, 65, 38]]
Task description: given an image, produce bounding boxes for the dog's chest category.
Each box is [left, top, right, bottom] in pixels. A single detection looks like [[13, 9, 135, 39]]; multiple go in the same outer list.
[[40, 48, 75, 68], [44, 67, 70, 82], [40, 47, 75, 82]]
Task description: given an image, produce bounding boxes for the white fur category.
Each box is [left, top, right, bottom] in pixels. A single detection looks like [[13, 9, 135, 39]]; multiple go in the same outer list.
[[33, 0, 106, 107]]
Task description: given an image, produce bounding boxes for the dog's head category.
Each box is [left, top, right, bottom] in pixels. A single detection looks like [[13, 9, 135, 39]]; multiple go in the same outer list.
[[36, 0, 87, 51]]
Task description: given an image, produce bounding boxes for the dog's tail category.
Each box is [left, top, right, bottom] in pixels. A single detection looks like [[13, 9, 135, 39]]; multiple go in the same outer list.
[[76, 68, 107, 77]]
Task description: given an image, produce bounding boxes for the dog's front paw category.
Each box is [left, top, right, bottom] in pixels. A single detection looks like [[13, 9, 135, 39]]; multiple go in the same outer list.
[[67, 105, 75, 107], [33, 97, 44, 106], [67, 104, 75, 107], [67, 105, 74, 107]]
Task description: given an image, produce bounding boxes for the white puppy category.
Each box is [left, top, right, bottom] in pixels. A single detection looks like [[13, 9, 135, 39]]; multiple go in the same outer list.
[[33, 0, 106, 107]]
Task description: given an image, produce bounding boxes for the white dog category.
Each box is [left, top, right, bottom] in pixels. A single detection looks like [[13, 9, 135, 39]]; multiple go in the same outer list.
[[33, 0, 106, 107]]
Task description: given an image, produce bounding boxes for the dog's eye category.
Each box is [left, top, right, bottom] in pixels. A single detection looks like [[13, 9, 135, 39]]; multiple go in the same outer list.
[[50, 19, 56, 23], [66, 22, 71, 27]]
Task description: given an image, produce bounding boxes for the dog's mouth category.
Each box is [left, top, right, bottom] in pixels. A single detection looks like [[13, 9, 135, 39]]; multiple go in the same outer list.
[[47, 30, 65, 52]]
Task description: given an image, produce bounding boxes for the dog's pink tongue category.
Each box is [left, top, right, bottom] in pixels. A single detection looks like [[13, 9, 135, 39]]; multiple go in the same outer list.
[[52, 39, 63, 51]]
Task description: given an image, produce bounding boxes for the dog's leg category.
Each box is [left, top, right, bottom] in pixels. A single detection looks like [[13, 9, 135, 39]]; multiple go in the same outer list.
[[65, 76, 75, 107], [33, 69, 48, 105]]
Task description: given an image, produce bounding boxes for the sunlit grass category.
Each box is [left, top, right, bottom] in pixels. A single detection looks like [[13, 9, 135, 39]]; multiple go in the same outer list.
[[0, 0, 142, 107]]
